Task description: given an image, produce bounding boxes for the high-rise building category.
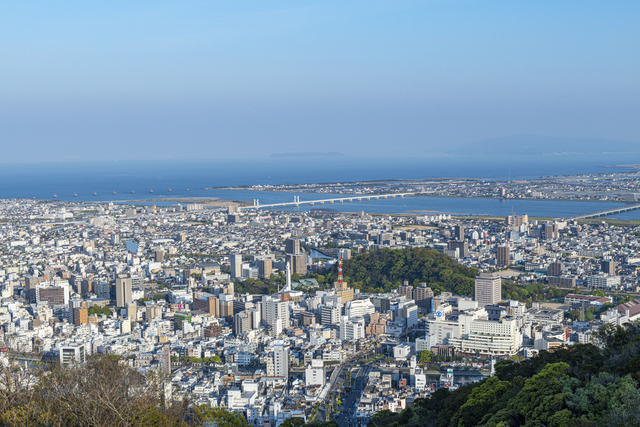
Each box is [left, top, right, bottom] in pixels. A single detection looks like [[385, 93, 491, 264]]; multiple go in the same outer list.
[[272, 344, 289, 378], [601, 260, 616, 275], [192, 292, 218, 315], [73, 307, 88, 326], [94, 281, 110, 300], [414, 286, 434, 312], [448, 240, 469, 258], [547, 262, 564, 277], [287, 253, 307, 275], [475, 272, 501, 306], [321, 306, 340, 326], [230, 254, 243, 278], [155, 250, 165, 262], [115, 276, 132, 307], [285, 238, 301, 255], [258, 258, 273, 280], [234, 311, 252, 335], [496, 246, 510, 267], [262, 296, 290, 332], [339, 316, 365, 341], [454, 225, 464, 241], [398, 284, 413, 299]]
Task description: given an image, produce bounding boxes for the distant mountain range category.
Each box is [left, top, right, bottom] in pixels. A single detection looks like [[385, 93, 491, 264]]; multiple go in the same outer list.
[[451, 135, 640, 155], [270, 151, 345, 158]]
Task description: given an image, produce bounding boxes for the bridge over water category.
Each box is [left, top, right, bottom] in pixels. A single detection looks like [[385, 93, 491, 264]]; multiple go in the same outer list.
[[240, 192, 420, 210], [568, 203, 640, 220]]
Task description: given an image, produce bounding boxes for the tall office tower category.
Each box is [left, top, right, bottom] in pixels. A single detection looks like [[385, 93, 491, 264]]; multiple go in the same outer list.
[[496, 246, 510, 267], [68, 299, 85, 324], [258, 258, 273, 280], [263, 296, 290, 331], [334, 258, 354, 303], [475, 272, 502, 305], [454, 225, 465, 241], [230, 254, 243, 278], [321, 305, 341, 326], [547, 262, 564, 277], [414, 286, 434, 312], [542, 223, 559, 240], [287, 253, 307, 275], [155, 250, 165, 262], [398, 284, 414, 299], [234, 311, 252, 335], [448, 240, 469, 258], [601, 260, 616, 275], [272, 344, 289, 378], [115, 276, 133, 307], [285, 238, 301, 255], [95, 281, 110, 300]]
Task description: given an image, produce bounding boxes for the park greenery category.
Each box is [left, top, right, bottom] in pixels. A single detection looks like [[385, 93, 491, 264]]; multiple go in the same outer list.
[[88, 305, 111, 317], [368, 322, 640, 427], [329, 247, 478, 296]]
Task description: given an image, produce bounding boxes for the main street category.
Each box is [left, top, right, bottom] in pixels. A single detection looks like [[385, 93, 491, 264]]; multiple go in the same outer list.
[[335, 363, 373, 427]]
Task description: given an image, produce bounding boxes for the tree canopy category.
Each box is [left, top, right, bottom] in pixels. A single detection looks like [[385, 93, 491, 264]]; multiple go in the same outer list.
[[327, 247, 478, 296], [367, 322, 640, 427]]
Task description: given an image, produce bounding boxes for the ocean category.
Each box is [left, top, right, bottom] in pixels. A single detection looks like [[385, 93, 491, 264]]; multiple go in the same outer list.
[[1, 153, 640, 219]]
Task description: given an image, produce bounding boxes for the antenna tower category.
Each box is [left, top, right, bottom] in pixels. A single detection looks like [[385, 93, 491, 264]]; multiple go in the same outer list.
[[338, 257, 343, 285]]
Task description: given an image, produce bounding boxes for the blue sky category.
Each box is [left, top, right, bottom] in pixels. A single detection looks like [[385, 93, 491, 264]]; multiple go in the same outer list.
[[1, 1, 639, 161]]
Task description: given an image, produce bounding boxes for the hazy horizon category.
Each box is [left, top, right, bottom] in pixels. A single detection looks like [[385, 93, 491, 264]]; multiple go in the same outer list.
[[2, 1, 639, 162]]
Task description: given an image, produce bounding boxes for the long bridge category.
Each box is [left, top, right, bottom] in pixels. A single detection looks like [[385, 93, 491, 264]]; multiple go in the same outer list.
[[240, 192, 420, 210], [568, 203, 640, 220]]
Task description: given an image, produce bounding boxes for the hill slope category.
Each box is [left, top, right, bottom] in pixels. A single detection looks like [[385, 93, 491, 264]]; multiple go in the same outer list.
[[328, 247, 477, 296]]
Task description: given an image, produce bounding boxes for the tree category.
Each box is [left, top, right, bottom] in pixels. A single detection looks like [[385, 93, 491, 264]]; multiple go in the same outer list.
[[280, 417, 305, 427], [417, 350, 433, 364], [193, 406, 250, 427]]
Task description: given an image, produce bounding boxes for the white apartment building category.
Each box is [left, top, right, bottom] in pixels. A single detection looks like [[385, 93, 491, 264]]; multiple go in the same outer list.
[[345, 299, 375, 320], [305, 360, 325, 387], [339, 316, 365, 341], [587, 274, 621, 290], [448, 318, 522, 356], [262, 296, 290, 331]]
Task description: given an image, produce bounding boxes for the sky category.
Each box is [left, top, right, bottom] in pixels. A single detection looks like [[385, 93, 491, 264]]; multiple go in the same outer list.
[[1, 0, 639, 162]]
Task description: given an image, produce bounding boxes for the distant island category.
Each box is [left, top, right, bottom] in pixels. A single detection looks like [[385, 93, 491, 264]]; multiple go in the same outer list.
[[270, 151, 345, 158], [451, 134, 640, 155]]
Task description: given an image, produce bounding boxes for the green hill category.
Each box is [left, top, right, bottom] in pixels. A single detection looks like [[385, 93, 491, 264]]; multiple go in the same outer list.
[[327, 247, 478, 296]]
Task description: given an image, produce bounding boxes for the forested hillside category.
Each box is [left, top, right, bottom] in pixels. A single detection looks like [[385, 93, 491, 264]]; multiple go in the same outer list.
[[368, 323, 640, 427], [328, 247, 478, 296]]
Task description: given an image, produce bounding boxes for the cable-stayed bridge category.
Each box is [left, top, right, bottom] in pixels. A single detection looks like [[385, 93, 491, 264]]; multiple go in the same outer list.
[[240, 192, 420, 210]]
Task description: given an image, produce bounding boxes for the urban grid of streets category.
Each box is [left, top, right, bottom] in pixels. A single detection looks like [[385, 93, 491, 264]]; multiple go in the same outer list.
[[1, 194, 640, 426]]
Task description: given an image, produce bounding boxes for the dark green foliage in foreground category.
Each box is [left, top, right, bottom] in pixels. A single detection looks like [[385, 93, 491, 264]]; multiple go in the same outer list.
[[368, 323, 640, 427], [326, 247, 478, 295]]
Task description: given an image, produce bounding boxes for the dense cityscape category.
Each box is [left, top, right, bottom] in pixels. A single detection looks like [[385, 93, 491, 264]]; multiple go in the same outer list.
[[1, 196, 640, 425]]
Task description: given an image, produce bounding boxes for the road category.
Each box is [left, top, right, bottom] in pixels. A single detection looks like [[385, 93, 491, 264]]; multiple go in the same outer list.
[[335, 364, 373, 427], [316, 341, 382, 423]]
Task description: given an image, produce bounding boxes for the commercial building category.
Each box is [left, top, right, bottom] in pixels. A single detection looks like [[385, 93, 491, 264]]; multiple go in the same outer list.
[[496, 246, 510, 267], [258, 258, 273, 280], [230, 254, 243, 279], [475, 272, 501, 305], [115, 276, 132, 307]]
